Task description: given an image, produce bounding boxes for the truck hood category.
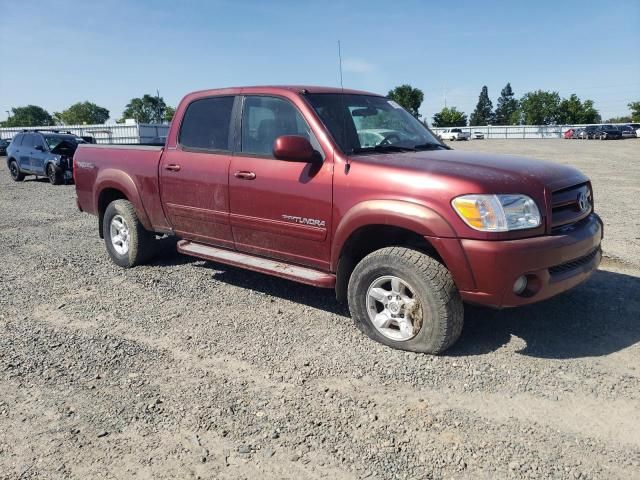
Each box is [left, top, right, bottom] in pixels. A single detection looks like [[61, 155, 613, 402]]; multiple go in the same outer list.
[[352, 149, 588, 193]]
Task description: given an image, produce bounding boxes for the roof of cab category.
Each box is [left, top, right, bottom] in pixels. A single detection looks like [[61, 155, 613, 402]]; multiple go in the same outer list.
[[186, 85, 381, 98]]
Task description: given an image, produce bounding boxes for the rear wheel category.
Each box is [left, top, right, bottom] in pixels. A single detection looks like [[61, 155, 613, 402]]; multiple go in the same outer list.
[[47, 163, 63, 185], [103, 199, 156, 268], [9, 160, 25, 181], [347, 247, 464, 354]]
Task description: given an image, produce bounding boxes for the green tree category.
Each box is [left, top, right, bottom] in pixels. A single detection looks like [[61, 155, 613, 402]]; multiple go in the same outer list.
[[519, 90, 561, 125], [164, 106, 176, 123], [387, 84, 424, 118], [120, 94, 168, 123], [432, 107, 467, 127], [494, 83, 519, 125], [605, 115, 632, 123], [557, 94, 600, 124], [469, 85, 494, 126], [54, 101, 110, 125], [628, 101, 640, 122], [1, 105, 54, 127]]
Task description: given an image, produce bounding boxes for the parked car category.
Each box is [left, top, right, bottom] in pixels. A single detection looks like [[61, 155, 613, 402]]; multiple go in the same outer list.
[[618, 125, 637, 139], [439, 128, 470, 141], [595, 125, 622, 140], [583, 125, 600, 139], [74, 85, 602, 354], [563, 129, 574, 139], [0, 138, 11, 156], [472, 131, 485, 139], [5, 131, 85, 184], [572, 128, 586, 139]]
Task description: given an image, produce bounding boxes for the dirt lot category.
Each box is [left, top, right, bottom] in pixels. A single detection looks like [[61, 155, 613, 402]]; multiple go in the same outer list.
[[1, 140, 639, 479]]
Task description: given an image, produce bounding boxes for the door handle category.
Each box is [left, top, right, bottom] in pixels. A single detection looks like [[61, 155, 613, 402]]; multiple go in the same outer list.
[[165, 164, 181, 172], [234, 171, 256, 180]]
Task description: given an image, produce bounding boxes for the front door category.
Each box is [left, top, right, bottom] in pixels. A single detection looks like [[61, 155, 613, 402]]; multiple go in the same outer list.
[[159, 95, 237, 248], [31, 134, 47, 175], [229, 95, 333, 271]]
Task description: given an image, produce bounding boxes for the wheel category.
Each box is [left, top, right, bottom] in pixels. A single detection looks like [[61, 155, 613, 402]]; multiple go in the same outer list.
[[9, 160, 25, 181], [347, 247, 464, 354], [47, 163, 63, 185], [103, 199, 156, 268]]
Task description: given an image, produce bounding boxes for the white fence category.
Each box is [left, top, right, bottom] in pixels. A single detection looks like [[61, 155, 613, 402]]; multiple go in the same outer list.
[[0, 123, 170, 144], [431, 124, 631, 139]]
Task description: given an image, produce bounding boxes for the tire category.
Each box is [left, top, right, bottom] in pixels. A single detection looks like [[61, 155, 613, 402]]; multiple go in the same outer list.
[[347, 247, 464, 354], [46, 163, 63, 185], [9, 160, 25, 181], [103, 199, 156, 268]]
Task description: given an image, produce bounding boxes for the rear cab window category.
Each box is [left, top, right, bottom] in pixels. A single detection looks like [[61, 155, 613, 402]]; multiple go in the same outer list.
[[179, 96, 235, 151]]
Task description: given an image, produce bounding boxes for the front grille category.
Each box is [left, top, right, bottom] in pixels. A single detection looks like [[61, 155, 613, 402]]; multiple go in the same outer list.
[[550, 182, 592, 230], [548, 248, 600, 276]]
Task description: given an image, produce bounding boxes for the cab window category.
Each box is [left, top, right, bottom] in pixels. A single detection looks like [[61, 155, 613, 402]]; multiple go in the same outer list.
[[241, 96, 311, 157], [179, 96, 235, 151]]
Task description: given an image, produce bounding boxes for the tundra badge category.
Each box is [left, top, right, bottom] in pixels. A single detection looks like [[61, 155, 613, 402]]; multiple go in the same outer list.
[[282, 215, 326, 228]]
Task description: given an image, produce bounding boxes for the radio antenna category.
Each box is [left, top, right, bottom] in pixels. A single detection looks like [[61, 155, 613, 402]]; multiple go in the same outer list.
[[338, 40, 351, 173]]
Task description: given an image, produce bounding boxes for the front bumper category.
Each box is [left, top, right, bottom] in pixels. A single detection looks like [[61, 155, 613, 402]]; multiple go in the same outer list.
[[458, 214, 603, 307]]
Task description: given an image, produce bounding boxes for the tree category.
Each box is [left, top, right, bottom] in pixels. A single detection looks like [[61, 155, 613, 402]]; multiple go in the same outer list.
[[54, 101, 110, 125], [1, 105, 54, 127], [432, 107, 467, 127], [120, 94, 169, 123], [605, 116, 632, 123], [164, 106, 176, 123], [629, 101, 640, 122], [519, 90, 561, 125], [494, 83, 519, 125], [387, 84, 424, 118], [469, 86, 494, 126], [557, 94, 600, 124]]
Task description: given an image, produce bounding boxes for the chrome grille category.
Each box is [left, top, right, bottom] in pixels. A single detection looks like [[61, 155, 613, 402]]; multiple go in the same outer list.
[[551, 182, 592, 230]]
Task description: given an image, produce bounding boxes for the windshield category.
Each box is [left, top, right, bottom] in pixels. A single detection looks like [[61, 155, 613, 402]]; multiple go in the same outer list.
[[305, 93, 444, 154], [43, 134, 83, 150]]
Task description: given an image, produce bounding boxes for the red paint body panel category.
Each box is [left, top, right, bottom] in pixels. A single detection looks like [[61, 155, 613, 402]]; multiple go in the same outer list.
[[74, 85, 602, 306]]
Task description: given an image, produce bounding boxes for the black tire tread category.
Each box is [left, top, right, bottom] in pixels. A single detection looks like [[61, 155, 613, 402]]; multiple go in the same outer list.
[[348, 246, 464, 354], [103, 199, 155, 268]]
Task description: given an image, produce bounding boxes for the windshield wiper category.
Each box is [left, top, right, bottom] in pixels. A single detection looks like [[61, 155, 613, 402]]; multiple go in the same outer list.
[[413, 142, 451, 150], [352, 144, 416, 154]]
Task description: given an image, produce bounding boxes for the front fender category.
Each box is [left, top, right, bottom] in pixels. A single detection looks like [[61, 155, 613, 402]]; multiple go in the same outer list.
[[330, 199, 457, 270], [93, 168, 153, 231]]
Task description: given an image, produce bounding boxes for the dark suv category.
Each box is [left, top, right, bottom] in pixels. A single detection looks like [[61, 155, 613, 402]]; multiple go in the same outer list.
[[6, 131, 85, 184]]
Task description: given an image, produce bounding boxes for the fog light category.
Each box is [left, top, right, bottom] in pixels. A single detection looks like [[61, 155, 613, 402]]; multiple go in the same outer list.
[[513, 275, 528, 294]]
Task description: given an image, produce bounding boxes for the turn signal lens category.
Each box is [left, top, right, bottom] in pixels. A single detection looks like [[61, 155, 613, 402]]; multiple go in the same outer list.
[[451, 194, 541, 232]]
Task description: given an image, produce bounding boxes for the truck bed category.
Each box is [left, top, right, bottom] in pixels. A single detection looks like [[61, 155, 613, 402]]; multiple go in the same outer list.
[[74, 143, 170, 232]]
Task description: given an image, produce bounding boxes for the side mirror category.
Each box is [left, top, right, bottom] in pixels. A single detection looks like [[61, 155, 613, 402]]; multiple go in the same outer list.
[[273, 135, 316, 162], [34, 145, 45, 151]]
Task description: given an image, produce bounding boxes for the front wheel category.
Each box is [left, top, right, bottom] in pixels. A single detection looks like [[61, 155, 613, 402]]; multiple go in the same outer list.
[[103, 199, 156, 268], [347, 247, 464, 354], [9, 160, 25, 181], [47, 163, 63, 185]]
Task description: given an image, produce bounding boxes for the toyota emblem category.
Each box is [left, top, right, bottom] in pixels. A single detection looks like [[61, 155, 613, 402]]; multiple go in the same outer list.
[[578, 190, 591, 212]]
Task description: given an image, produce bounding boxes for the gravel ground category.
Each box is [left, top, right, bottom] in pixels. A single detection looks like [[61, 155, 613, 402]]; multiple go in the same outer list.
[[1, 140, 639, 479]]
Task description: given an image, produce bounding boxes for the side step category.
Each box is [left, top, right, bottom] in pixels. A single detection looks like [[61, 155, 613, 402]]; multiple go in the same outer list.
[[177, 240, 336, 288]]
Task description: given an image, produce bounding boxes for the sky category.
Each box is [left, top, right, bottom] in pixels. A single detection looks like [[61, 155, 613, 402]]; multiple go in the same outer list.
[[0, 0, 639, 124]]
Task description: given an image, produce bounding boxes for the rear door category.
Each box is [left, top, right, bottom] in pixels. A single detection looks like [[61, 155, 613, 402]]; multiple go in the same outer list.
[[159, 95, 237, 248], [19, 134, 35, 173], [228, 95, 333, 270]]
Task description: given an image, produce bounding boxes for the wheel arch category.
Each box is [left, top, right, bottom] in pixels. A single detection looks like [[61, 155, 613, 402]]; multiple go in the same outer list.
[[332, 200, 460, 302], [94, 170, 152, 238]]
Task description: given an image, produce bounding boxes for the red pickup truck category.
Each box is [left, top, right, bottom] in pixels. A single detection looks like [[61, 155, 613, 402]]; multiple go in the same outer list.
[[74, 86, 602, 354]]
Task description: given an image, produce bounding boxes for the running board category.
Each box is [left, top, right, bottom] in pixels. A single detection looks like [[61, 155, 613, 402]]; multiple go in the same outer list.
[[177, 240, 335, 288]]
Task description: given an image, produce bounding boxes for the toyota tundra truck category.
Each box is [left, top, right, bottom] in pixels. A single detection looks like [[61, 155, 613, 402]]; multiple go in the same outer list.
[[74, 86, 602, 354]]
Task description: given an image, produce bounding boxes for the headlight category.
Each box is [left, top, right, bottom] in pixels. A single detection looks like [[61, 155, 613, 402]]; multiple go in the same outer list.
[[451, 194, 541, 231]]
